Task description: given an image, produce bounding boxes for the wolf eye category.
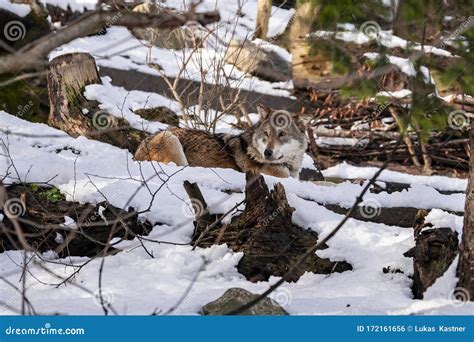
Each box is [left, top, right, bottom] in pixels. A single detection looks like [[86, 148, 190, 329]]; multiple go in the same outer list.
[[278, 131, 287, 137]]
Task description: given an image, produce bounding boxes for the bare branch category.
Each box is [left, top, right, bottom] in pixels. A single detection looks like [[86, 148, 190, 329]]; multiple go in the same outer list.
[[0, 9, 219, 74]]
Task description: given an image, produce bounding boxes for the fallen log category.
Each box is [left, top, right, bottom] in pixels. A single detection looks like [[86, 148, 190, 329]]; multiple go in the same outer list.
[[324, 203, 421, 228], [47, 52, 148, 153], [190, 173, 352, 282], [322, 175, 464, 196], [0, 183, 152, 257], [221, 172, 464, 228], [404, 210, 459, 299]]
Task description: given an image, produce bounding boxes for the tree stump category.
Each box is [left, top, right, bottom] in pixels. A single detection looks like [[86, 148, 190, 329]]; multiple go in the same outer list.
[[191, 173, 352, 282], [47, 52, 148, 153], [404, 210, 459, 299]]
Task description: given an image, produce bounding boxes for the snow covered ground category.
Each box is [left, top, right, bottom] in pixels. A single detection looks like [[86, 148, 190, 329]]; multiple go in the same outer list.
[[48, 0, 295, 97], [0, 109, 471, 315], [0, 0, 472, 316]]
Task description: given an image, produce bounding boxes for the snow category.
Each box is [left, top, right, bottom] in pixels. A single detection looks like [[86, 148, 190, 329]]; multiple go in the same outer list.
[[316, 137, 362, 147], [423, 209, 464, 236], [311, 29, 455, 57], [0, 0, 31, 17], [0, 109, 470, 315], [377, 89, 412, 98], [395, 255, 473, 315], [61, 216, 78, 230], [47, 1, 295, 98], [39, 0, 97, 12], [323, 162, 467, 192], [364, 52, 434, 84], [0, 0, 471, 317], [83, 76, 178, 133]]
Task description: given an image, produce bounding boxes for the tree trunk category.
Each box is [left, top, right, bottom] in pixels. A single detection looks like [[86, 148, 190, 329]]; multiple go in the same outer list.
[[47, 52, 148, 153], [253, 0, 272, 39], [457, 123, 474, 299], [289, 1, 320, 88]]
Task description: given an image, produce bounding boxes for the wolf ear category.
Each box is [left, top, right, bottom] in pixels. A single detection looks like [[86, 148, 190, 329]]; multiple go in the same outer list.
[[257, 105, 271, 120]]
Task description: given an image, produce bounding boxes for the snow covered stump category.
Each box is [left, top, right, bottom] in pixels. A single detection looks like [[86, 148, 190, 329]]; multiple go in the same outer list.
[[404, 210, 459, 299], [190, 173, 352, 282]]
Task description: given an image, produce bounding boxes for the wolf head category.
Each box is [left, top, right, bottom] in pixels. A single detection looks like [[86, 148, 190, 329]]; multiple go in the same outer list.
[[251, 106, 308, 164]]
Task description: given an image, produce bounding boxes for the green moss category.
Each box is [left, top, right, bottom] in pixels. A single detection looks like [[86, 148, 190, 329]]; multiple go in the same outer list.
[[28, 184, 65, 203], [39, 187, 65, 203], [0, 76, 41, 120]]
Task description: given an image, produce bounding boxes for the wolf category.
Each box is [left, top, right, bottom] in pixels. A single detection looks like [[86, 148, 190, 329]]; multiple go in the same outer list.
[[134, 107, 308, 178]]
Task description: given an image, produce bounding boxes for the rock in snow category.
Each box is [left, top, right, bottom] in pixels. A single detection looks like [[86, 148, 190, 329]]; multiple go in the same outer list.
[[202, 288, 289, 315]]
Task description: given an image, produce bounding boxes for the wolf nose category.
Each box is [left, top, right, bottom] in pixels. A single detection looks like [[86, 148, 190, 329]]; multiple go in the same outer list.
[[264, 149, 273, 158]]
